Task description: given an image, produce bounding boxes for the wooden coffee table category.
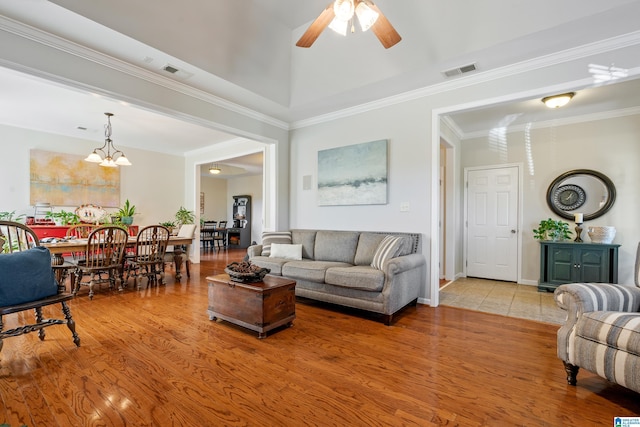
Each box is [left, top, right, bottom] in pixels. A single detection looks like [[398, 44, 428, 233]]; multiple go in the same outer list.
[[207, 274, 296, 339]]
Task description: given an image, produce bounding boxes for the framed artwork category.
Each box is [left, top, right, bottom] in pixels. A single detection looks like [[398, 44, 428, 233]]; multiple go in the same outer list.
[[317, 139, 388, 206], [200, 192, 205, 214], [29, 149, 120, 207]]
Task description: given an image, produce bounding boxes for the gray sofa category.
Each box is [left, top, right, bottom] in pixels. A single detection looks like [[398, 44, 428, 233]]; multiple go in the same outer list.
[[247, 229, 426, 324]]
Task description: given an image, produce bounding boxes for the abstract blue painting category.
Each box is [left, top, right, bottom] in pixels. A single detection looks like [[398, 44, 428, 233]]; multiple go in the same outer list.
[[317, 139, 388, 206]]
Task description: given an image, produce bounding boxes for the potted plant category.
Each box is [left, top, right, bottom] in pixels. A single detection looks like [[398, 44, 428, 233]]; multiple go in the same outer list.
[[175, 206, 195, 226], [118, 199, 136, 225], [45, 210, 80, 226], [533, 218, 572, 241], [160, 220, 177, 235], [0, 211, 26, 222]]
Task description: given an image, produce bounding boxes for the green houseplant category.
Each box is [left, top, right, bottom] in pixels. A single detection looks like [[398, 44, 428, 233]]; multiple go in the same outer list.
[[175, 206, 195, 226], [533, 218, 572, 241], [0, 211, 26, 222], [118, 199, 136, 225], [45, 210, 80, 226]]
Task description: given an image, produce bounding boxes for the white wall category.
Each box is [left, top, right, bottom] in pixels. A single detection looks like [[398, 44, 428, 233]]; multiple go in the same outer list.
[[461, 114, 640, 285], [0, 124, 185, 225], [200, 175, 228, 222]]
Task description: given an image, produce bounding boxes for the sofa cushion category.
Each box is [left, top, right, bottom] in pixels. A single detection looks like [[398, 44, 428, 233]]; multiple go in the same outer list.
[[282, 260, 352, 283], [371, 235, 404, 270], [576, 311, 640, 356], [249, 256, 289, 276], [325, 266, 385, 291], [0, 246, 58, 307], [260, 231, 292, 256], [354, 233, 386, 266], [292, 230, 317, 260], [270, 243, 302, 260], [314, 231, 359, 263]]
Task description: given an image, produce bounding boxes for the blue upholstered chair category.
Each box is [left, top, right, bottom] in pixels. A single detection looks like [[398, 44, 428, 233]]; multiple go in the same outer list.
[[554, 242, 640, 392], [0, 221, 80, 357]]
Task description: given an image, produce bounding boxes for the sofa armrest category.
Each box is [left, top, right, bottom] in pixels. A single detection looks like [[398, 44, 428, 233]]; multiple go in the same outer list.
[[247, 244, 263, 259], [384, 253, 426, 276]]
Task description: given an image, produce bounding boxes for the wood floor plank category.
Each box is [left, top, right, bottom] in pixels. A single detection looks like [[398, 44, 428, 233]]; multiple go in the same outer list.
[[1, 248, 640, 426]]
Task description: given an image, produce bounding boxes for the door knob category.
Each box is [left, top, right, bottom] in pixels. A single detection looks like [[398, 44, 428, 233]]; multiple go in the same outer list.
[[511, 229, 516, 234]]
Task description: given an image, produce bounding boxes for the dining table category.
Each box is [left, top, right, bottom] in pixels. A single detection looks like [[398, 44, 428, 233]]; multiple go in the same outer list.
[[42, 235, 194, 281]]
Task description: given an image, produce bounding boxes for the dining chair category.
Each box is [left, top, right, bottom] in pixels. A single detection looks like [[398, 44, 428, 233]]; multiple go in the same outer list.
[[51, 223, 97, 290], [0, 220, 80, 356], [201, 221, 217, 250], [126, 225, 170, 289], [73, 225, 129, 299], [213, 220, 228, 251], [165, 224, 196, 278]]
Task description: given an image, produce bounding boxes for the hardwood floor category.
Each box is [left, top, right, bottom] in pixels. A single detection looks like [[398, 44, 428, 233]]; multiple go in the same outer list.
[[1, 247, 639, 426]]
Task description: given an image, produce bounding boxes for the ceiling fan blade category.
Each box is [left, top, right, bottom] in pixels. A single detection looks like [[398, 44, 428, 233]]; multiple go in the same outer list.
[[296, 4, 336, 48], [368, 3, 402, 49]]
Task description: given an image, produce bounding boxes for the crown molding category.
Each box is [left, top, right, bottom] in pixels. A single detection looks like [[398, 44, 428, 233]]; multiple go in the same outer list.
[[0, 15, 290, 131], [460, 106, 640, 140], [291, 30, 640, 129]]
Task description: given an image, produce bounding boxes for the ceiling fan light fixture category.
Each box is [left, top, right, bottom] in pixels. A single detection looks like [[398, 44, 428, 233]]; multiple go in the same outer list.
[[333, 0, 355, 21], [328, 16, 349, 36], [355, 2, 379, 32], [542, 92, 575, 108]]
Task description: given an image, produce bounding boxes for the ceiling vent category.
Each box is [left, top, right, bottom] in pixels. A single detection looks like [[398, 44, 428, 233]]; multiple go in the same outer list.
[[161, 64, 193, 80], [442, 63, 477, 78]]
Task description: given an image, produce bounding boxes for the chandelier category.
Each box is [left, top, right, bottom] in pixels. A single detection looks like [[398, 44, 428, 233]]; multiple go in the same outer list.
[[85, 112, 132, 167]]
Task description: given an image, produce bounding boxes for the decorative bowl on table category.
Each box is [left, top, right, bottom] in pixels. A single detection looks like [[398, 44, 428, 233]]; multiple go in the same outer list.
[[587, 226, 616, 244], [225, 261, 270, 283]]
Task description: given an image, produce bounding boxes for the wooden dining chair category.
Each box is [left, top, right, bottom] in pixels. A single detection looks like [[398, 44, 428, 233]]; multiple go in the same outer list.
[[0, 220, 80, 356], [73, 225, 129, 299], [126, 225, 170, 289], [51, 223, 97, 290], [201, 221, 217, 250], [213, 221, 228, 251]]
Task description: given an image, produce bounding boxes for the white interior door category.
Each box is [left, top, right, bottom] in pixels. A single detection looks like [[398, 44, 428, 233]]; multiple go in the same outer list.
[[466, 166, 519, 281]]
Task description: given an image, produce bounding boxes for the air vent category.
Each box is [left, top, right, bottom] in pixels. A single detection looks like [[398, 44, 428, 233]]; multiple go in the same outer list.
[[160, 64, 194, 80], [442, 63, 477, 78]]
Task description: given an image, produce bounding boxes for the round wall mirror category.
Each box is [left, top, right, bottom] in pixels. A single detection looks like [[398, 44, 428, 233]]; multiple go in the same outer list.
[[546, 169, 616, 221]]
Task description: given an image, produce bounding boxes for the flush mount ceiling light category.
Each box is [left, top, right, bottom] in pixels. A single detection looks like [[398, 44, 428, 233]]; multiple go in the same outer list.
[[297, 0, 401, 49], [208, 163, 221, 174], [84, 112, 132, 167], [541, 92, 575, 109]]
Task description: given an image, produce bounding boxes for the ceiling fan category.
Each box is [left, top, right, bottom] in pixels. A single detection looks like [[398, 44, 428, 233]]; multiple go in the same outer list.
[[296, 0, 401, 49]]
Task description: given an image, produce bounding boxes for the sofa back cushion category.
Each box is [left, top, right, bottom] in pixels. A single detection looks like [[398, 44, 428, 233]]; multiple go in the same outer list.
[[292, 230, 317, 260], [354, 233, 386, 266], [314, 231, 360, 264], [261, 231, 292, 256], [0, 246, 58, 306]]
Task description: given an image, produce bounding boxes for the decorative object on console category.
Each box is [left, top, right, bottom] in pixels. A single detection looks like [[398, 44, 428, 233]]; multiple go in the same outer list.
[[85, 112, 132, 167], [532, 218, 572, 241], [573, 213, 583, 243], [587, 226, 616, 244], [117, 199, 136, 225], [75, 204, 108, 224]]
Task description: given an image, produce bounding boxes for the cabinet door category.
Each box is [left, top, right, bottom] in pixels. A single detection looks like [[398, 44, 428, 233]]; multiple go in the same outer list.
[[577, 248, 609, 282], [547, 246, 575, 284]]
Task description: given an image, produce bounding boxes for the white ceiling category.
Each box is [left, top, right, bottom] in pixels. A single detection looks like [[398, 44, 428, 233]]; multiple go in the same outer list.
[[1, 0, 640, 160]]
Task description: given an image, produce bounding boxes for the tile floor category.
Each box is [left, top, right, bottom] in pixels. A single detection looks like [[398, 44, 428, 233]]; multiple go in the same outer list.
[[439, 277, 567, 325]]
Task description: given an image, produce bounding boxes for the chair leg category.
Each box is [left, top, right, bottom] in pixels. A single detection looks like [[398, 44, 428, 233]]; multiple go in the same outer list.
[[35, 307, 46, 341], [61, 301, 80, 347], [0, 315, 4, 354], [563, 361, 579, 386]]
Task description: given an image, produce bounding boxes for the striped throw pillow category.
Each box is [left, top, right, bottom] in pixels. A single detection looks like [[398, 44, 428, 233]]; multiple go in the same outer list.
[[261, 231, 292, 256], [371, 235, 403, 270]]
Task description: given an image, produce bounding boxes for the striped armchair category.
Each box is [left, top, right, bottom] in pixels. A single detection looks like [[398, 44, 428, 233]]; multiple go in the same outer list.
[[554, 243, 640, 392]]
